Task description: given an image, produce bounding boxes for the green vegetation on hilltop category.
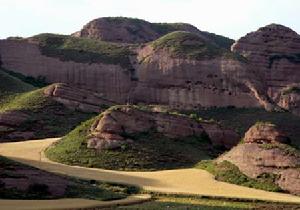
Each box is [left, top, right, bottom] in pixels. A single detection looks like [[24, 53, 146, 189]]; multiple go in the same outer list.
[[30, 33, 134, 69], [0, 156, 139, 200], [46, 113, 216, 171], [0, 68, 35, 99], [184, 107, 300, 147], [197, 160, 282, 192], [0, 88, 95, 139], [151, 31, 243, 61]]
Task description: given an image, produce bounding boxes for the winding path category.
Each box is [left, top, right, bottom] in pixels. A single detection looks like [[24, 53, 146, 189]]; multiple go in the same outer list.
[[1, 138, 300, 209]]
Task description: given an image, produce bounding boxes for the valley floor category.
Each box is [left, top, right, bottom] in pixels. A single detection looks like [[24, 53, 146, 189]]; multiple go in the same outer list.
[[0, 138, 300, 210]]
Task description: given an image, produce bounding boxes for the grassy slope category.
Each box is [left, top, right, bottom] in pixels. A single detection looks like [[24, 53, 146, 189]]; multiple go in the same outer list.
[[184, 107, 300, 148], [46, 113, 217, 171], [197, 160, 282, 192], [151, 31, 243, 61], [111, 193, 300, 210], [0, 68, 35, 99], [0, 155, 138, 200], [30, 33, 133, 69], [0, 88, 95, 139]]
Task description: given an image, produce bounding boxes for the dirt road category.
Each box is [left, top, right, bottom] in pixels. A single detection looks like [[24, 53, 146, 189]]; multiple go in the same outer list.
[[0, 138, 300, 209]]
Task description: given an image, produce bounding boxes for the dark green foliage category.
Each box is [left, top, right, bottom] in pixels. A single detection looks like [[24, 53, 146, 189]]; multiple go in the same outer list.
[[282, 86, 300, 95], [201, 31, 235, 50], [269, 53, 300, 68], [46, 116, 217, 171], [197, 160, 282, 192], [30, 33, 134, 69], [184, 107, 300, 147], [0, 68, 35, 99], [27, 184, 50, 196], [1, 68, 48, 88]]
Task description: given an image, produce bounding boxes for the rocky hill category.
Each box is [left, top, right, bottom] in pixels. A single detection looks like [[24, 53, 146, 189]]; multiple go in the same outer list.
[[232, 24, 300, 115], [217, 122, 300, 195], [0, 82, 101, 141], [0, 19, 299, 115], [46, 105, 240, 170], [72, 17, 234, 48]]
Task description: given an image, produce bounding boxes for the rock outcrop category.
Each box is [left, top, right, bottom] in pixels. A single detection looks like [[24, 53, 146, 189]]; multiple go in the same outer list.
[[44, 83, 114, 113], [218, 123, 300, 195], [87, 106, 240, 150], [232, 24, 300, 113], [244, 123, 290, 144], [0, 40, 132, 104], [72, 17, 234, 48], [1, 22, 299, 113]]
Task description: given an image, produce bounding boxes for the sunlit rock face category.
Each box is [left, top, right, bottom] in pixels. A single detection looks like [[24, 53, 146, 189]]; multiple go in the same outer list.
[[232, 24, 300, 112]]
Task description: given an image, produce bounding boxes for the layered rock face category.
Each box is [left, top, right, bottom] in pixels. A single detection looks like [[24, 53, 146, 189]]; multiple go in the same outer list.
[[218, 123, 300, 195], [232, 24, 300, 112], [44, 83, 114, 113], [0, 40, 132, 103], [133, 45, 262, 109], [87, 106, 240, 150], [244, 123, 290, 144]]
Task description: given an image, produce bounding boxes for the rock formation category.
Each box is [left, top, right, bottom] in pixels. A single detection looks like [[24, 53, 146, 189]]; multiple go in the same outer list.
[[218, 123, 300, 195], [0, 21, 299, 114], [72, 17, 234, 48], [232, 24, 300, 114], [244, 122, 290, 144], [44, 83, 114, 113], [87, 105, 240, 150]]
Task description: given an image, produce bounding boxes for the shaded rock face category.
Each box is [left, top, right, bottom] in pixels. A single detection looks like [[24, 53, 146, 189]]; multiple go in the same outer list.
[[72, 17, 202, 44], [133, 47, 263, 109], [44, 83, 114, 113], [0, 40, 132, 104], [87, 106, 240, 150], [0, 111, 34, 141], [0, 160, 69, 197], [276, 86, 300, 116], [244, 123, 290, 144], [218, 124, 300, 195], [232, 24, 300, 112]]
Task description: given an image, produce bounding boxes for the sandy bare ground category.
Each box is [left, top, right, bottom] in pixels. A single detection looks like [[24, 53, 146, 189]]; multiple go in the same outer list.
[[0, 138, 300, 209]]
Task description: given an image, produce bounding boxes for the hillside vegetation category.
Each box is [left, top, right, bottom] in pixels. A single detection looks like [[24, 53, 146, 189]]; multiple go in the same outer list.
[[46, 113, 217, 171], [30, 33, 134, 69], [185, 107, 300, 148], [151, 31, 243, 61], [0, 68, 35, 99], [0, 88, 94, 139]]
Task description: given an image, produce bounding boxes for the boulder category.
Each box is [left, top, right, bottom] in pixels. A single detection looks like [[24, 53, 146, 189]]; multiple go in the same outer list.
[[44, 83, 114, 113], [218, 123, 300, 195], [87, 106, 240, 150], [244, 123, 290, 144]]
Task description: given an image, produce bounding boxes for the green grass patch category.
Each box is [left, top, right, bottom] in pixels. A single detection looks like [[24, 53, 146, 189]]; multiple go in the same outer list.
[[183, 107, 300, 148], [30, 33, 134, 69], [0, 68, 35, 100], [46, 115, 218, 171], [0, 88, 95, 139], [197, 160, 282, 192], [151, 31, 244, 61], [1, 68, 48, 88]]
